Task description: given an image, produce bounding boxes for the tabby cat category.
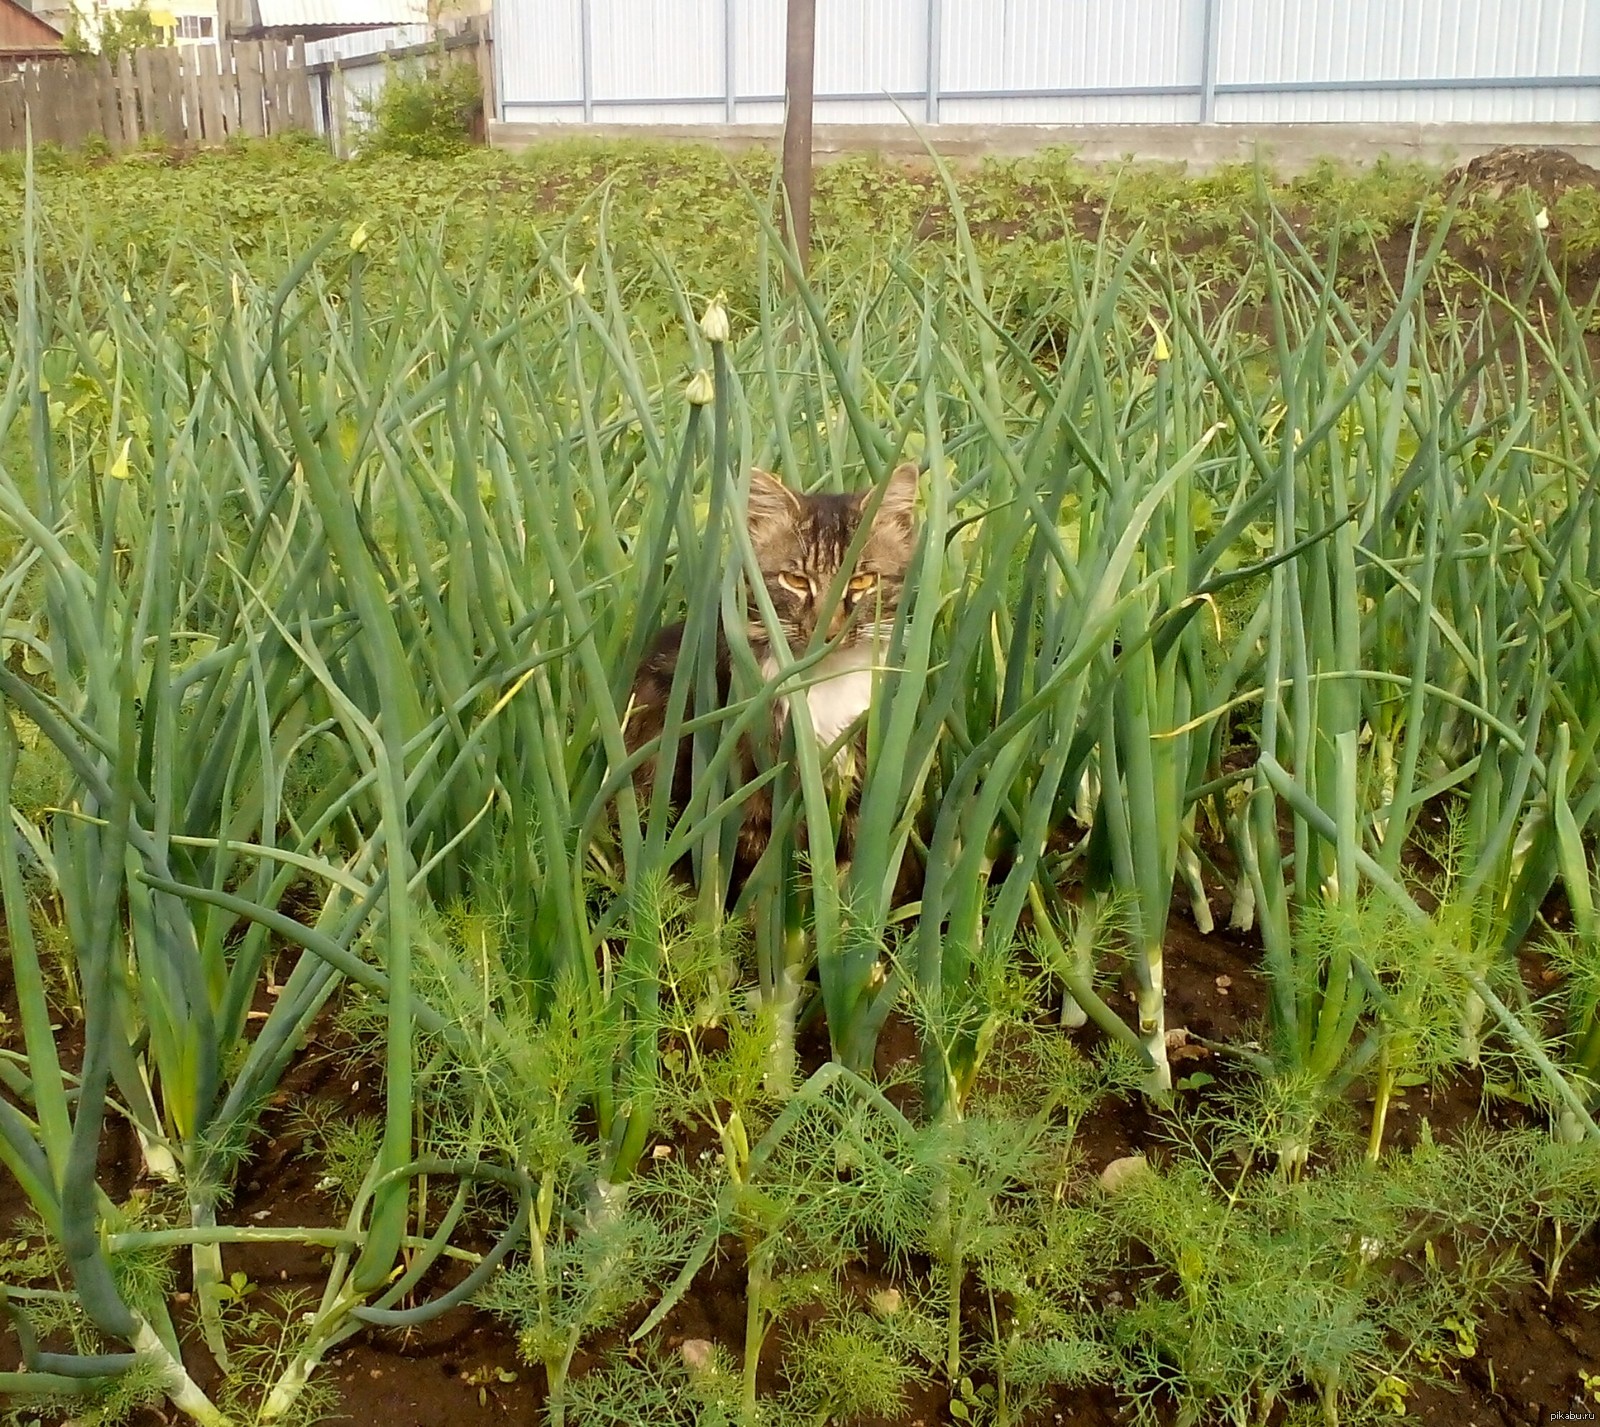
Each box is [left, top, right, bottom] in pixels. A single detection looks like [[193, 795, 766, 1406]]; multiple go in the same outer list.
[[624, 461, 920, 877]]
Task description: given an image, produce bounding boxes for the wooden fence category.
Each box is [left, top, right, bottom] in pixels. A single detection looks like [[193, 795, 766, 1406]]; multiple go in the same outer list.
[[0, 40, 315, 152]]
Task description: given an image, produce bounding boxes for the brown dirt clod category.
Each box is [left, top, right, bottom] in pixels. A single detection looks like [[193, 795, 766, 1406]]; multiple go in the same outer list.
[[1446, 144, 1600, 202]]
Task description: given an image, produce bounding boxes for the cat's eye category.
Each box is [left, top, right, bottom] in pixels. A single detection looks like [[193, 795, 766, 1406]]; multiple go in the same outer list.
[[847, 573, 878, 594], [777, 571, 811, 596]]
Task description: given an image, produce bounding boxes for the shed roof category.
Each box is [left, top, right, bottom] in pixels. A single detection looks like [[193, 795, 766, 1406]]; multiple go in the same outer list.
[[0, 0, 65, 56], [222, 0, 423, 38]]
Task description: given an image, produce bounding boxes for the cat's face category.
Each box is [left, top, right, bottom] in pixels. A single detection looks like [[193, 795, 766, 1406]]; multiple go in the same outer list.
[[743, 463, 919, 652]]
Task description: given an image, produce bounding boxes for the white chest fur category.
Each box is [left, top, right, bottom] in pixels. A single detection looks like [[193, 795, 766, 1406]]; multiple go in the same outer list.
[[762, 646, 879, 751]]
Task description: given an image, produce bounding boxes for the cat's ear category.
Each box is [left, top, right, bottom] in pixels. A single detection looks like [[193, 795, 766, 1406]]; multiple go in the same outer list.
[[746, 468, 801, 542], [870, 462, 920, 530]]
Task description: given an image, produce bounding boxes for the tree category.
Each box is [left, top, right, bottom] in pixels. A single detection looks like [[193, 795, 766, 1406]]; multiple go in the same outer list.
[[63, 2, 167, 60]]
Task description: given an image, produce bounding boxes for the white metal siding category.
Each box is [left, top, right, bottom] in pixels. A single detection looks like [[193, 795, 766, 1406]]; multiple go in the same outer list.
[[940, 94, 1198, 124], [941, 0, 1205, 95], [498, 0, 583, 107], [590, 0, 724, 101], [494, 0, 1600, 125], [1218, 0, 1597, 84], [814, 0, 926, 97], [1216, 87, 1600, 123], [737, 0, 787, 99]]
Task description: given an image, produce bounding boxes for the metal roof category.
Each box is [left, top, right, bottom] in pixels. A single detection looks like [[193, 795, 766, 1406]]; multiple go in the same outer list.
[[234, 0, 425, 36]]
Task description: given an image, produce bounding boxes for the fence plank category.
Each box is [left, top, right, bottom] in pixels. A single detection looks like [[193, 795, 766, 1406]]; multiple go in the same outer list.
[[290, 35, 313, 130], [134, 47, 157, 144], [66, 64, 99, 149], [0, 80, 20, 153], [260, 40, 276, 133], [158, 48, 185, 143], [26, 65, 57, 147], [50, 63, 81, 147], [237, 40, 265, 137], [96, 56, 123, 153], [261, 41, 279, 134], [117, 51, 140, 147], [181, 45, 202, 143], [198, 42, 225, 142], [272, 43, 294, 134]]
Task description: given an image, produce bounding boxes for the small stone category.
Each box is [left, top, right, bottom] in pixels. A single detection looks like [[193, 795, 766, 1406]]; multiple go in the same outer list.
[[1099, 1154, 1151, 1194], [1215, 975, 1232, 995], [680, 1338, 716, 1375], [651, 1144, 673, 1160], [869, 1288, 902, 1316]]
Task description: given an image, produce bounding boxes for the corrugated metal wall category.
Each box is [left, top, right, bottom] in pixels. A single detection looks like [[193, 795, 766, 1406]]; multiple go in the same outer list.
[[496, 0, 1600, 126]]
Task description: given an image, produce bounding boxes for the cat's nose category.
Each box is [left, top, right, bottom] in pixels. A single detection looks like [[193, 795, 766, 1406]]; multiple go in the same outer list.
[[825, 603, 849, 640]]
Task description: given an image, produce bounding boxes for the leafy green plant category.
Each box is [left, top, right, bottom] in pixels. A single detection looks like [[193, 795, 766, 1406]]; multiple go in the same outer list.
[[358, 58, 483, 159], [1101, 1124, 1534, 1427], [63, 3, 165, 61], [291, 1104, 384, 1208]]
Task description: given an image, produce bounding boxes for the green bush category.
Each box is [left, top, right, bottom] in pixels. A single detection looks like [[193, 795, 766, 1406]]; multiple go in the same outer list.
[[360, 57, 484, 159]]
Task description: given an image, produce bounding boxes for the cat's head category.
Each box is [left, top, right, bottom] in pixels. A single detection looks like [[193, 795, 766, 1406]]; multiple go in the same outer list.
[[743, 462, 919, 652]]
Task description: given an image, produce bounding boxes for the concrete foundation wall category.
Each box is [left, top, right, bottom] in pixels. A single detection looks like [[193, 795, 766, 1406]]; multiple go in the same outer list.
[[487, 119, 1600, 175]]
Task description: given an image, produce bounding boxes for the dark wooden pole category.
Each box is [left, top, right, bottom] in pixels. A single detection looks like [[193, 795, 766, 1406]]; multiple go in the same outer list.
[[781, 0, 815, 271]]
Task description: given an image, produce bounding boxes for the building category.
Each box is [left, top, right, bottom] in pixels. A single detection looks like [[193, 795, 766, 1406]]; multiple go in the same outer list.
[[3, 0, 65, 55]]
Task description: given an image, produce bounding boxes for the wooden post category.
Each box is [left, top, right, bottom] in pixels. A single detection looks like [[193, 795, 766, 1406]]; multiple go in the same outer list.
[[97, 56, 123, 152], [475, 18, 495, 127], [181, 44, 202, 142], [237, 40, 265, 136], [330, 58, 348, 157], [117, 51, 141, 146], [781, 0, 816, 271], [198, 42, 224, 141]]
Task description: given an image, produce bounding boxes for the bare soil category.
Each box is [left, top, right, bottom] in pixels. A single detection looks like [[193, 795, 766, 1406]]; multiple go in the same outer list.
[[1446, 144, 1600, 204]]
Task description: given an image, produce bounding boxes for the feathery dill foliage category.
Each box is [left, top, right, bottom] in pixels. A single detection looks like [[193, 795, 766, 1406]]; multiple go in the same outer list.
[[1101, 1124, 1546, 1427]]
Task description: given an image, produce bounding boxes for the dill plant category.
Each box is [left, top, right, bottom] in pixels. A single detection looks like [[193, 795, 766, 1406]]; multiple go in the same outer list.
[[1101, 1122, 1541, 1427], [406, 900, 683, 1427], [638, 882, 926, 1422]]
